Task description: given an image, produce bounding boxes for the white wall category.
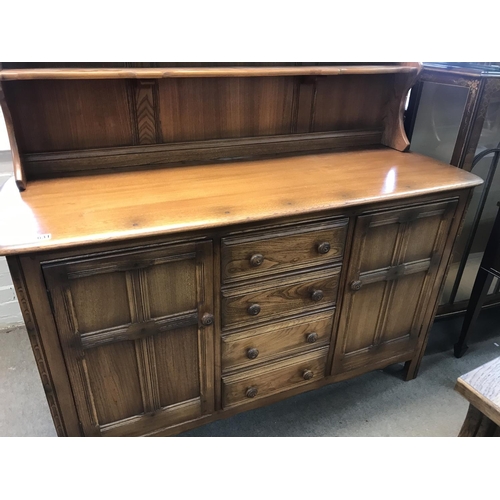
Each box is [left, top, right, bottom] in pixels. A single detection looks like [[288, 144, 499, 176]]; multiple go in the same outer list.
[[0, 108, 22, 327], [0, 108, 10, 151], [0, 257, 21, 327]]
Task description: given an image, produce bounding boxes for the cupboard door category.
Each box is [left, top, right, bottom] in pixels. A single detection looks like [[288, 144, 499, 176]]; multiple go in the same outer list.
[[332, 200, 458, 375], [42, 241, 214, 437]]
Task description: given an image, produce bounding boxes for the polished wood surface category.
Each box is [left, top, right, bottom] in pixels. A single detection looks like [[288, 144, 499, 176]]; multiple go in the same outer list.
[[0, 149, 481, 255], [455, 356, 500, 428], [0, 65, 418, 81]]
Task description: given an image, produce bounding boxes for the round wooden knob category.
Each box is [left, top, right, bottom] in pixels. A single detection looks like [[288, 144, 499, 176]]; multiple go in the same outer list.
[[302, 369, 314, 381], [311, 289, 324, 302], [350, 280, 363, 291], [317, 242, 331, 254], [249, 254, 264, 267], [247, 304, 261, 316], [306, 332, 318, 344], [246, 386, 258, 398], [247, 348, 259, 359], [201, 313, 214, 326]]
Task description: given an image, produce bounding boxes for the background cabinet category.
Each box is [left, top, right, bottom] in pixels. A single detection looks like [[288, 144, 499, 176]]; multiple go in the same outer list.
[[405, 63, 500, 317], [42, 241, 214, 437]]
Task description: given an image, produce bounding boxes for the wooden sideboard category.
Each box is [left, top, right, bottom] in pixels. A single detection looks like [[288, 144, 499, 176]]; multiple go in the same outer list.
[[0, 63, 483, 436]]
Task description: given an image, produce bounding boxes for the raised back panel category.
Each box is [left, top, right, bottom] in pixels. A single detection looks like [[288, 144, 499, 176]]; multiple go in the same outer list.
[[313, 74, 392, 132], [158, 77, 296, 142], [5, 79, 135, 152]]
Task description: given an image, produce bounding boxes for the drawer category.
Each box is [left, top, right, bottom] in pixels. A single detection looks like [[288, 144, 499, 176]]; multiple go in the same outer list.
[[222, 348, 328, 408], [221, 218, 348, 283], [221, 266, 340, 330], [222, 310, 334, 372]]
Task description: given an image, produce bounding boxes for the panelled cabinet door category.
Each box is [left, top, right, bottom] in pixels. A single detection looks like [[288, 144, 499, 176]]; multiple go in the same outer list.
[[332, 200, 458, 375], [42, 241, 214, 437]]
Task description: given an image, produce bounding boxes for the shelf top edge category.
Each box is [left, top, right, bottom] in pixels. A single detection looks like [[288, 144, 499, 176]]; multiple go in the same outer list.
[[0, 65, 418, 81]]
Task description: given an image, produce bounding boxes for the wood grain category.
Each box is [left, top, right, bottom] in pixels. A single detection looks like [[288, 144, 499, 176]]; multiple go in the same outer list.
[[0, 62, 486, 438], [221, 217, 348, 283], [455, 356, 500, 427], [41, 240, 214, 436], [6, 257, 67, 435], [0, 63, 420, 184], [0, 65, 418, 81], [381, 62, 422, 152], [4, 80, 135, 153], [332, 199, 457, 374], [132, 80, 159, 145], [0, 149, 482, 255], [313, 75, 391, 132], [221, 267, 340, 330], [158, 77, 295, 142], [22, 130, 383, 177], [222, 348, 328, 408], [222, 310, 334, 372]]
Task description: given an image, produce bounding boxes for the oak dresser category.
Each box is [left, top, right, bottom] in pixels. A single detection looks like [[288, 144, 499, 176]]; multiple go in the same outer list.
[[0, 63, 483, 436]]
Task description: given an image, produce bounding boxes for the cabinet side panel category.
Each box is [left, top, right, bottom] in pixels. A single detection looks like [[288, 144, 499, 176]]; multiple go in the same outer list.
[[6, 256, 73, 436]]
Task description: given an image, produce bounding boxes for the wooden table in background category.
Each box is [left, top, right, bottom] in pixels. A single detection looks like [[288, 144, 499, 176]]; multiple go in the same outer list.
[[455, 356, 500, 437]]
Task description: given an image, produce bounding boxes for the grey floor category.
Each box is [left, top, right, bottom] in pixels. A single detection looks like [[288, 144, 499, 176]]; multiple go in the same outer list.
[[1, 309, 499, 437]]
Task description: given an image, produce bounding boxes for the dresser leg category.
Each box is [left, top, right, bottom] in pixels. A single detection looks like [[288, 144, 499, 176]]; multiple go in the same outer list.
[[404, 337, 429, 381], [404, 359, 418, 381]]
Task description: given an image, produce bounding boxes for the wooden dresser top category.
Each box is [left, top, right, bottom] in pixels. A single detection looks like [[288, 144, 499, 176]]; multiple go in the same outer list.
[[0, 148, 482, 255], [455, 356, 500, 427]]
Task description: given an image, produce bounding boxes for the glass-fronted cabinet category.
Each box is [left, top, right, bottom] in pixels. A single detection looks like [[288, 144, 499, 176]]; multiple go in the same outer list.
[[405, 63, 500, 317]]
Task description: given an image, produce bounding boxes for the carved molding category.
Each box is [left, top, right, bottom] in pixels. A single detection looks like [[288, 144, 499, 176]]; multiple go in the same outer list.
[[132, 80, 160, 145], [8, 258, 66, 436], [126, 269, 161, 413]]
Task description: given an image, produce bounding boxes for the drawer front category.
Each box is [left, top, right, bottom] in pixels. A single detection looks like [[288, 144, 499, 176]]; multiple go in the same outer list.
[[222, 311, 334, 372], [221, 218, 348, 283], [221, 267, 340, 330], [222, 348, 328, 408]]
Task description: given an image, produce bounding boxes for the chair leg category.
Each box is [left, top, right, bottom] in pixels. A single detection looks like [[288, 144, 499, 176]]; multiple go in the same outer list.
[[454, 268, 494, 358]]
